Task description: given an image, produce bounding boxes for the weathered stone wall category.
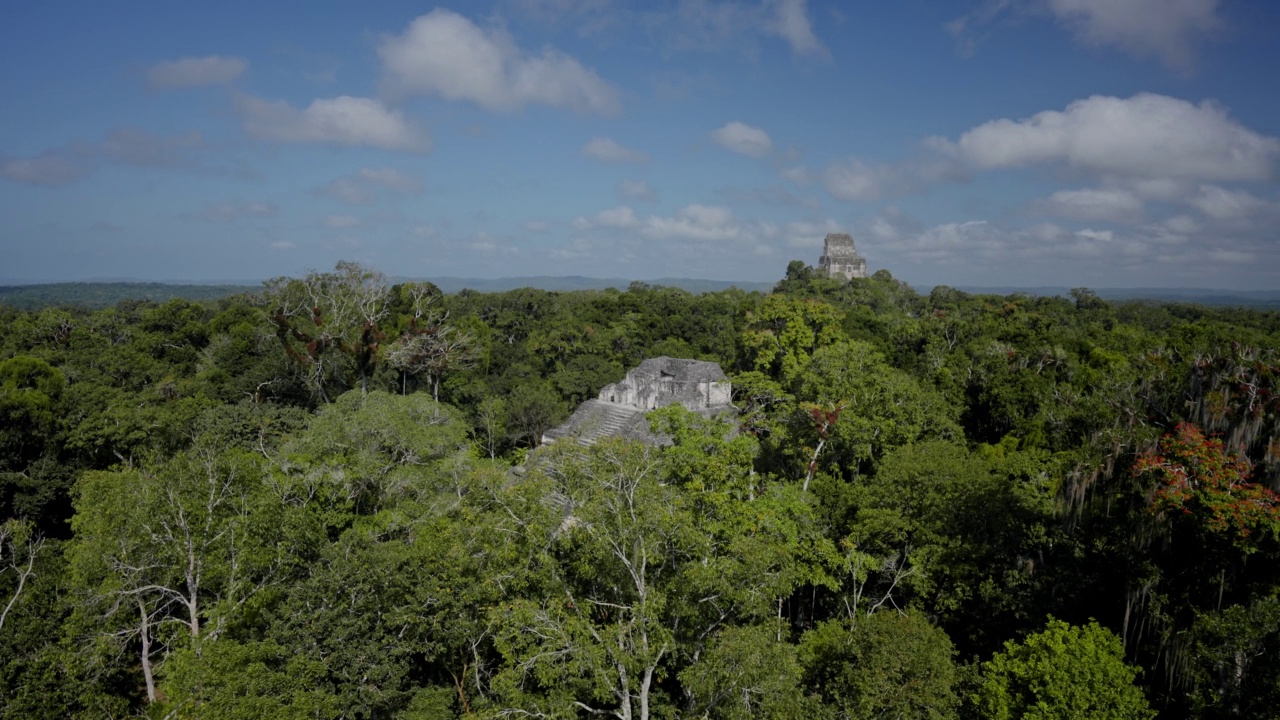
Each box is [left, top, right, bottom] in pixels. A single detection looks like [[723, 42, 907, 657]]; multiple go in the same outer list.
[[819, 232, 869, 280]]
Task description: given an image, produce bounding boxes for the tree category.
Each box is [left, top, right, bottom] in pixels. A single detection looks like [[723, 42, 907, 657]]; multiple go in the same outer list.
[[260, 261, 390, 402], [0, 355, 65, 474], [275, 390, 472, 523], [1135, 423, 1280, 550], [0, 519, 44, 632], [504, 382, 566, 449], [799, 611, 959, 720], [67, 450, 283, 704], [974, 619, 1155, 720], [489, 430, 830, 720], [741, 295, 844, 384], [385, 324, 476, 401], [795, 340, 960, 478], [680, 623, 807, 720], [384, 281, 477, 400]]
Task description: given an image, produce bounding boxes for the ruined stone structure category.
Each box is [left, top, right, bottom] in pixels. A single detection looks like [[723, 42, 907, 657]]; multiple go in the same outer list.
[[819, 232, 868, 280], [542, 357, 733, 447]]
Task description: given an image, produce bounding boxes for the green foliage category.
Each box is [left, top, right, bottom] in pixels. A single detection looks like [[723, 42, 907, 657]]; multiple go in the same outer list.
[[799, 611, 959, 720], [8, 262, 1280, 717], [681, 623, 807, 719], [974, 619, 1154, 720], [158, 640, 337, 719]]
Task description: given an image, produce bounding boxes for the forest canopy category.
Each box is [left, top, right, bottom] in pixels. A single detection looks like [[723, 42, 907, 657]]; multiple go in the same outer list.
[[3, 261, 1280, 719]]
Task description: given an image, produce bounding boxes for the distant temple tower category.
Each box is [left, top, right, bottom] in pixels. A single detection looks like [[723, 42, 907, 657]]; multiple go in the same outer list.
[[818, 233, 867, 280]]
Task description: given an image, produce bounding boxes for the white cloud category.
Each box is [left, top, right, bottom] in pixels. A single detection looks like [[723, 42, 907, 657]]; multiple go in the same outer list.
[[0, 152, 88, 186], [1188, 185, 1279, 221], [315, 167, 421, 205], [235, 94, 431, 152], [147, 55, 248, 89], [524, 220, 551, 233], [617, 179, 657, 201], [378, 8, 620, 114], [323, 214, 360, 229], [1035, 187, 1144, 223], [781, 165, 815, 185], [949, 0, 1222, 70], [857, 202, 1280, 287], [1207, 249, 1254, 264], [824, 159, 891, 201], [643, 204, 743, 242], [784, 219, 844, 248], [944, 93, 1279, 182], [1048, 0, 1222, 69], [581, 137, 647, 164], [573, 206, 641, 230], [767, 0, 828, 56], [712, 121, 773, 158]]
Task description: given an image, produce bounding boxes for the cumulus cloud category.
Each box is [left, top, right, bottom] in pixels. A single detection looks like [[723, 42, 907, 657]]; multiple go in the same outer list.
[[315, 167, 421, 205], [574, 206, 641, 230], [767, 0, 829, 56], [712, 121, 773, 158], [858, 202, 1280, 287], [581, 137, 647, 164], [949, 0, 1222, 70], [821, 94, 1277, 211], [642, 204, 745, 242], [1049, 0, 1222, 69], [617, 179, 657, 201], [942, 93, 1279, 182], [1, 128, 207, 186], [822, 154, 966, 202], [1188, 185, 1280, 222], [378, 8, 620, 114], [235, 94, 431, 152], [1034, 187, 1144, 223], [147, 55, 248, 89], [571, 203, 765, 244]]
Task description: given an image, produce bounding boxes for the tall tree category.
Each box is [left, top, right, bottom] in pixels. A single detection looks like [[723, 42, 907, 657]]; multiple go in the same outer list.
[[260, 261, 390, 401]]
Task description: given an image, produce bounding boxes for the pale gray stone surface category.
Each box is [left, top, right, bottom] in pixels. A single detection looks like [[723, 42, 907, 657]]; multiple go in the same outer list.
[[543, 357, 733, 447], [818, 232, 868, 280]]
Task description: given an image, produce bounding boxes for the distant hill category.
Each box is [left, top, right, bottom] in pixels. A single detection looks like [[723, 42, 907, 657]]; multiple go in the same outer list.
[[421, 276, 775, 294], [0, 277, 775, 310], [5, 279, 1277, 312], [0, 282, 257, 310], [953, 286, 1280, 310]]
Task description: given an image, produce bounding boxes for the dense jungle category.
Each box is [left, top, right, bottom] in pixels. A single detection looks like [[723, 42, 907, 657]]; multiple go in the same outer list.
[[3, 260, 1280, 719]]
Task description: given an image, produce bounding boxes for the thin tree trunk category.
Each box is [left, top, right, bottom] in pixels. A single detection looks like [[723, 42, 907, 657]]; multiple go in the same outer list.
[[138, 598, 157, 703], [803, 439, 826, 491]]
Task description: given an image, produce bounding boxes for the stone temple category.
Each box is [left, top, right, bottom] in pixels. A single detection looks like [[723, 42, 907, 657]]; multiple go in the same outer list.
[[542, 357, 733, 446], [819, 232, 868, 280]]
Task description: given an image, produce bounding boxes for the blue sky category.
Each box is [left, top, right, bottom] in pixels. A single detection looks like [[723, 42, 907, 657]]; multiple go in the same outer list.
[[2, 0, 1278, 289]]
